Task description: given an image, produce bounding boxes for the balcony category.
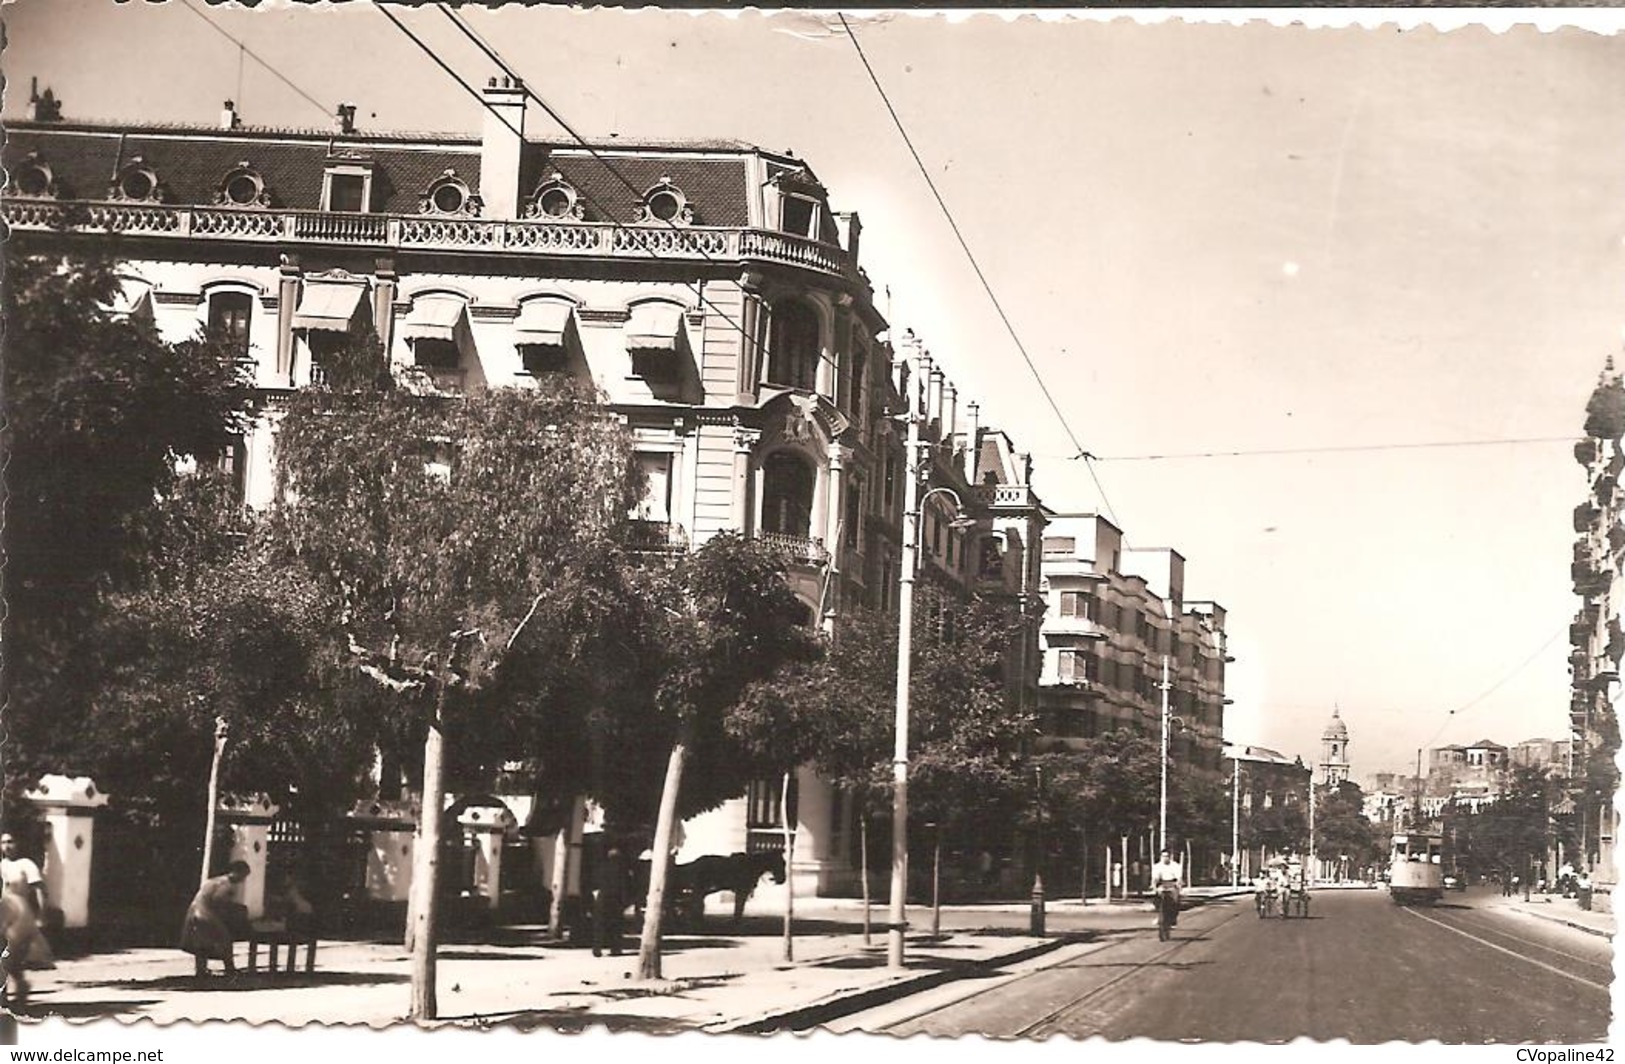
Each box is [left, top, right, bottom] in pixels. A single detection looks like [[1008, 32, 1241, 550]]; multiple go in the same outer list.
[[624, 519, 689, 555], [3, 199, 859, 284], [971, 483, 1039, 510], [754, 530, 828, 566]]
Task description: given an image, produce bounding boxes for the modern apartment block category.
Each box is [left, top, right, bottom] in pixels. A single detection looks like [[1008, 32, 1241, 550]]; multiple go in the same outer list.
[[1035, 514, 1229, 780]]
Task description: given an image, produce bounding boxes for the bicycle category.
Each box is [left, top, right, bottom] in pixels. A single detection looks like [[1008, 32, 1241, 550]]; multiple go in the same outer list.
[[1256, 885, 1278, 919], [1155, 885, 1180, 941]]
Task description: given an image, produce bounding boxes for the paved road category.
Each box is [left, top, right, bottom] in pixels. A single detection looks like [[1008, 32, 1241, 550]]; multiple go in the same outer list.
[[831, 888, 1612, 1042]]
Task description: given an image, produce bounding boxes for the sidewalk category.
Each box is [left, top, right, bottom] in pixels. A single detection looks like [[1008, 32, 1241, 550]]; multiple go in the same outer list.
[[10, 897, 1194, 1032], [1480, 891, 1616, 939]]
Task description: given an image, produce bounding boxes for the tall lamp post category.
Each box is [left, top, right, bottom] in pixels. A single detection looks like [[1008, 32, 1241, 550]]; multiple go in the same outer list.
[[889, 396, 970, 969]]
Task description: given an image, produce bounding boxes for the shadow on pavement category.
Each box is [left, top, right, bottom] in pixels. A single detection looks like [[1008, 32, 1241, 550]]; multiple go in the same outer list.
[[13, 1000, 160, 1021], [76, 971, 412, 992], [502, 1008, 691, 1034]]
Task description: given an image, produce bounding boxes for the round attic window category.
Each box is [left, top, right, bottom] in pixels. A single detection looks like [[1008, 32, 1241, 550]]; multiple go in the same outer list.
[[226, 174, 263, 206], [118, 168, 156, 201], [432, 182, 467, 214], [539, 187, 573, 218], [647, 190, 682, 222], [13, 163, 51, 198]]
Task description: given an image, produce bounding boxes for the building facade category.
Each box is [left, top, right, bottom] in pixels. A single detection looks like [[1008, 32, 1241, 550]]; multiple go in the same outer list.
[[1225, 745, 1311, 881], [1035, 515, 1230, 781], [1570, 358, 1624, 906], [4, 83, 1046, 902]]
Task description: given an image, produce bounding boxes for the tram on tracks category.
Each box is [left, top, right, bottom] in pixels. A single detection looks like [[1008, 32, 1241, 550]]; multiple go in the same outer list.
[[1387, 831, 1445, 905]]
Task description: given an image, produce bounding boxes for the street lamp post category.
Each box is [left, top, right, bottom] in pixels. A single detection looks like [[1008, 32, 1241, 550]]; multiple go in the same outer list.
[[1231, 755, 1241, 888], [888, 393, 970, 969], [1159, 654, 1170, 856]]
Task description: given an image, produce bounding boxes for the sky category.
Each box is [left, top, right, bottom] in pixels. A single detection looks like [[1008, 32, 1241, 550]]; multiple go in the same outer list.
[[9, 2, 1625, 782]]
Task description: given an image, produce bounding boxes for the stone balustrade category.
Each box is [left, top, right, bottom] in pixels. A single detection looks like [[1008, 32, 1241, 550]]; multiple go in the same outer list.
[[3, 199, 858, 282]]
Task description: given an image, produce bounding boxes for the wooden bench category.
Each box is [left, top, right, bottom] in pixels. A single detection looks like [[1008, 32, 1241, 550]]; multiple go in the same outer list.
[[246, 920, 318, 974]]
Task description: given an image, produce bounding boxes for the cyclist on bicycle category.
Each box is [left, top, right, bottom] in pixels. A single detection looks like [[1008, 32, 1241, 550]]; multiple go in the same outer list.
[[1150, 848, 1182, 934]]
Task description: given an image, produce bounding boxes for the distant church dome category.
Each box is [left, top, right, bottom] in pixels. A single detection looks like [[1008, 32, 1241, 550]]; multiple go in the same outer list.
[[1322, 707, 1349, 742]]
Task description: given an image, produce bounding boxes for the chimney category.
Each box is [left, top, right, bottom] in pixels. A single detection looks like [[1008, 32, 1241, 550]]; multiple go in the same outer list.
[[334, 103, 357, 135], [943, 382, 958, 446], [29, 80, 63, 122], [835, 210, 862, 265], [480, 75, 527, 220], [963, 401, 980, 482], [928, 366, 945, 440], [917, 351, 934, 423], [220, 100, 240, 130]]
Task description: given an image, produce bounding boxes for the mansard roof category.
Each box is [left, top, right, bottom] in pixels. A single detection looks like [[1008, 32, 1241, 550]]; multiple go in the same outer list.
[[4, 120, 761, 225]]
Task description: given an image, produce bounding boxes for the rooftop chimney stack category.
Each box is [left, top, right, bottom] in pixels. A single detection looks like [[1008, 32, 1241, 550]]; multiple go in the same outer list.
[[480, 75, 528, 220], [964, 401, 980, 482], [220, 100, 240, 130], [335, 103, 357, 135], [29, 79, 63, 122]]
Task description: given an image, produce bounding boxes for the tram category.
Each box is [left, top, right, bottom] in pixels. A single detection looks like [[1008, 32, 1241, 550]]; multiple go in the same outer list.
[[1387, 832, 1444, 905]]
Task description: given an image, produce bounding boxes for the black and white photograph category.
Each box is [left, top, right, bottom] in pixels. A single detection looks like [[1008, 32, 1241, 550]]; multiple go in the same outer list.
[[1, 1, 1619, 1054]]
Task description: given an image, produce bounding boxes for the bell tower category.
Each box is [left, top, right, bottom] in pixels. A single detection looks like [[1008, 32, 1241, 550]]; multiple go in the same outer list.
[[1319, 706, 1351, 787]]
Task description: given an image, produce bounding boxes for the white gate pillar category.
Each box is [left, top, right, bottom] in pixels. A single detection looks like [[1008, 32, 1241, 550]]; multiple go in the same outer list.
[[23, 775, 109, 930], [219, 794, 279, 919], [349, 798, 419, 904], [457, 806, 516, 908]]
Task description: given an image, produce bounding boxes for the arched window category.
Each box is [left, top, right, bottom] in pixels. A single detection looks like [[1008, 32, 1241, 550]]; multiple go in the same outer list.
[[206, 290, 254, 364], [635, 176, 693, 226], [762, 451, 815, 539], [215, 164, 269, 208], [420, 170, 481, 216], [111, 158, 162, 203], [526, 171, 585, 221], [9, 153, 56, 199], [767, 300, 819, 392]]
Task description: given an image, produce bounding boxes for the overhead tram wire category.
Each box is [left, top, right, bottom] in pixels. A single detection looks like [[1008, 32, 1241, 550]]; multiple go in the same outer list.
[[1089, 436, 1586, 463], [432, 7, 772, 375], [1421, 627, 1567, 751], [835, 15, 1121, 528], [179, 0, 334, 122], [376, 5, 798, 385]]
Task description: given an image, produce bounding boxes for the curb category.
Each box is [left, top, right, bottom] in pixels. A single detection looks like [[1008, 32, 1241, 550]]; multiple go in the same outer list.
[[1505, 904, 1614, 940], [709, 935, 1073, 1034]]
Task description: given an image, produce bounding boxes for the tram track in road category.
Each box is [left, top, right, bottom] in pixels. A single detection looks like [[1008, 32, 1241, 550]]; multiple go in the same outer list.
[[867, 902, 1251, 1038], [1399, 904, 1612, 993], [1010, 906, 1251, 1039]]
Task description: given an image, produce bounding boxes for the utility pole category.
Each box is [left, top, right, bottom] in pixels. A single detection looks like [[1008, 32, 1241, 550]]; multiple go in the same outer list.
[[1308, 770, 1317, 885], [888, 353, 923, 970], [1231, 757, 1241, 888], [1159, 654, 1170, 855]]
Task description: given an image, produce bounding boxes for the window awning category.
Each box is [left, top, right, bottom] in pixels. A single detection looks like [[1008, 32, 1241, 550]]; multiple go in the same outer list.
[[399, 296, 469, 343], [625, 302, 685, 353], [514, 300, 575, 347], [292, 281, 368, 332], [107, 278, 154, 320]]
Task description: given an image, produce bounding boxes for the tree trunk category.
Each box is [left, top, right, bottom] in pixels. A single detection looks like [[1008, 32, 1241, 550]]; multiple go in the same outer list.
[[1080, 827, 1088, 904], [781, 771, 794, 964], [637, 728, 690, 981], [409, 648, 458, 1022], [199, 718, 228, 888], [860, 813, 872, 946], [930, 832, 942, 938], [547, 806, 573, 942]]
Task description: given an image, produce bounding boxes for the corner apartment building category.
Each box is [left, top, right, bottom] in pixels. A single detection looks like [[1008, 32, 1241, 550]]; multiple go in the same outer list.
[[1035, 514, 1229, 780], [3, 81, 1046, 901]]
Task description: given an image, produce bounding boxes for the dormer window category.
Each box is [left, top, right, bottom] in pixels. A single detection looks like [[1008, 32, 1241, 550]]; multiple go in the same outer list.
[[216, 163, 269, 208], [635, 176, 693, 226], [323, 160, 374, 213], [780, 195, 817, 238], [526, 172, 585, 221], [8, 153, 56, 199], [421, 170, 481, 216], [111, 159, 162, 203]]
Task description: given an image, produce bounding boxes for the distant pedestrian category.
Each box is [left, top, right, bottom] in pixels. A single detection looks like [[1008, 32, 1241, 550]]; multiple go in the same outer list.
[[592, 845, 628, 958], [181, 861, 251, 978]]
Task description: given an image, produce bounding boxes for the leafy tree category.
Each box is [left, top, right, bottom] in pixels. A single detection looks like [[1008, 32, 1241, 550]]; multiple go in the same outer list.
[[632, 533, 817, 980], [1463, 766, 1553, 884], [268, 367, 643, 1019], [1311, 781, 1385, 877], [2, 252, 252, 797]]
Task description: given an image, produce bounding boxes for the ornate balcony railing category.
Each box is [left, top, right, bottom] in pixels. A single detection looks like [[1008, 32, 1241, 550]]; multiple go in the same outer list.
[[971, 483, 1039, 509], [4, 199, 857, 282], [754, 530, 828, 565]]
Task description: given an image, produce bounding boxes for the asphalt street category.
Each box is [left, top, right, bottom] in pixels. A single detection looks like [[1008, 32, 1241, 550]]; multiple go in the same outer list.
[[829, 888, 1612, 1042]]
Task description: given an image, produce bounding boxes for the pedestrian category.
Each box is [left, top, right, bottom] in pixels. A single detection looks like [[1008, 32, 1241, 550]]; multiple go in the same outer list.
[[0, 832, 54, 1004], [181, 860, 251, 979], [591, 845, 628, 958], [1577, 870, 1593, 912]]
